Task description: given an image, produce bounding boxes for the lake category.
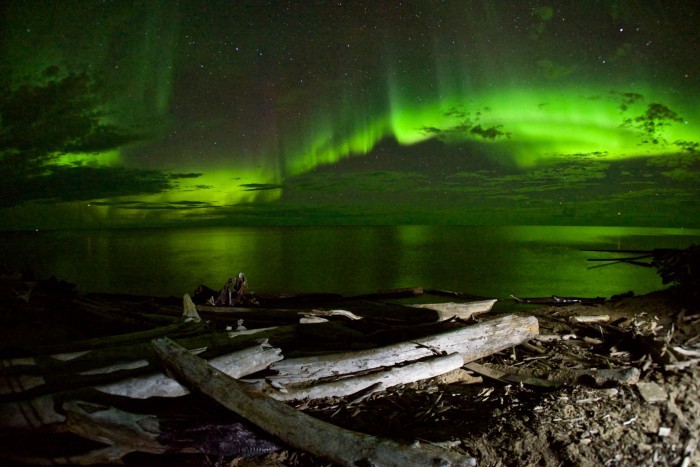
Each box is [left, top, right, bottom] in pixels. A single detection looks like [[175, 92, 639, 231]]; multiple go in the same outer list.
[[1, 225, 698, 300]]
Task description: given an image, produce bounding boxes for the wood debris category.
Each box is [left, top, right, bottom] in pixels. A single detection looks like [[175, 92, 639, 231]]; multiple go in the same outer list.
[[2, 265, 699, 466]]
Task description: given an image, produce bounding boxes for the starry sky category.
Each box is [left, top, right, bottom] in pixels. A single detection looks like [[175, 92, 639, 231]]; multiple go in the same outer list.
[[1, 0, 698, 230]]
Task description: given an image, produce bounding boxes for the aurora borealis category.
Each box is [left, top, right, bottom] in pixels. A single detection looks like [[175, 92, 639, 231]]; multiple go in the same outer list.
[[1, 1, 699, 230]]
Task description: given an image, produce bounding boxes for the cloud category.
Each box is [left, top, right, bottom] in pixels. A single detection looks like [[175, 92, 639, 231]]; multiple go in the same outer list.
[[0, 71, 147, 161], [0, 68, 202, 208], [0, 163, 201, 207], [240, 183, 284, 191], [170, 172, 204, 179], [89, 199, 217, 210]]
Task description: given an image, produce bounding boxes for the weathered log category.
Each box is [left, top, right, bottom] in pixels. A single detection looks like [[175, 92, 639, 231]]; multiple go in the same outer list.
[[268, 314, 539, 385], [263, 352, 465, 402], [0, 327, 293, 401], [96, 344, 283, 399], [411, 299, 497, 321], [152, 337, 475, 466], [197, 293, 476, 326]]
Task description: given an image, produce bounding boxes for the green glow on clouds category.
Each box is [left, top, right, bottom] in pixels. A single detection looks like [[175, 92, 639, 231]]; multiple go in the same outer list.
[[1, 1, 698, 229], [281, 83, 697, 179]]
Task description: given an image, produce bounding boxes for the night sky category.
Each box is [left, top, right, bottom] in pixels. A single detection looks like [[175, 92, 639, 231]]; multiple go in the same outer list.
[[1, 0, 698, 230]]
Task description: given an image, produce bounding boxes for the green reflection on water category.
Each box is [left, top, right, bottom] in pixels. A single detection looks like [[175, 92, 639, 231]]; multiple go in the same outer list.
[[0, 226, 697, 299]]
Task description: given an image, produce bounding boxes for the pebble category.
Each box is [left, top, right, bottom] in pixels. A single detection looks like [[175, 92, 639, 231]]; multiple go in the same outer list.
[[636, 382, 668, 403]]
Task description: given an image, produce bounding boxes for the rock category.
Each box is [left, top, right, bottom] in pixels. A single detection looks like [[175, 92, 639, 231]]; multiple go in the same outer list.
[[636, 382, 668, 404]]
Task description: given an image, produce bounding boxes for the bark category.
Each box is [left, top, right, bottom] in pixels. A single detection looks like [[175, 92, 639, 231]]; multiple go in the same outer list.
[[152, 337, 475, 467]]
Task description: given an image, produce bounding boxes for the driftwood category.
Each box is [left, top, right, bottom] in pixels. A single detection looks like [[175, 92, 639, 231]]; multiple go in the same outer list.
[[7, 316, 535, 403], [96, 344, 283, 399], [195, 301, 451, 325], [268, 314, 539, 385], [152, 337, 475, 467], [263, 352, 465, 402], [0, 327, 293, 401], [411, 299, 497, 321]]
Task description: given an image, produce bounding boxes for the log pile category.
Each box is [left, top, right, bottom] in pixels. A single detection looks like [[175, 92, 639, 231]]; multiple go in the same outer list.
[[0, 277, 538, 465]]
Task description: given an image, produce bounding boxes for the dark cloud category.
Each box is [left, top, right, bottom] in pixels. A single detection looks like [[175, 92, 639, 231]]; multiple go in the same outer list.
[[169, 172, 204, 179], [0, 71, 147, 161], [469, 124, 508, 140], [89, 199, 216, 210], [0, 165, 173, 207], [0, 163, 200, 207], [0, 68, 196, 208], [240, 183, 284, 191], [419, 107, 510, 143]]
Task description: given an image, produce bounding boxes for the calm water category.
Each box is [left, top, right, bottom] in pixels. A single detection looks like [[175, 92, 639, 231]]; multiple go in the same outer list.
[[1, 225, 698, 300]]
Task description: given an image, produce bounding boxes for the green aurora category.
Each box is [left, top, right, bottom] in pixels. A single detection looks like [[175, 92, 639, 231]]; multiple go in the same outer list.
[[0, 1, 698, 229]]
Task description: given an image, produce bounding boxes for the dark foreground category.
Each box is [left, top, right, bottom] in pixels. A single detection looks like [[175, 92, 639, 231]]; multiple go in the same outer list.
[[0, 273, 698, 466]]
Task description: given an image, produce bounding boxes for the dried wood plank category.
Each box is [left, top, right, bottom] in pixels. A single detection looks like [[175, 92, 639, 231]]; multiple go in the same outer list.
[[268, 314, 539, 385], [263, 352, 465, 402], [152, 337, 474, 467]]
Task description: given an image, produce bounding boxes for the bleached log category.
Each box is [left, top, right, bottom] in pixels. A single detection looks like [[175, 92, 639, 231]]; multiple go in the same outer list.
[[0, 329, 281, 400], [79, 359, 149, 376], [96, 344, 283, 399], [152, 337, 475, 467], [299, 316, 328, 324], [263, 352, 464, 402], [302, 309, 363, 320], [269, 314, 538, 385], [182, 293, 201, 322], [412, 299, 497, 321]]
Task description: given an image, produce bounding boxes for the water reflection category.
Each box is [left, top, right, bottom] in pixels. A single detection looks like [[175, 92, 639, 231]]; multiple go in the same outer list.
[[0, 226, 697, 299]]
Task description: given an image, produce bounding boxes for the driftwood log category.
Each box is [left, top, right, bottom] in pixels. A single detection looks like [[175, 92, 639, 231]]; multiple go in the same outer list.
[[96, 343, 283, 399], [411, 299, 497, 321], [152, 337, 475, 466], [263, 352, 465, 402], [268, 314, 539, 385]]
